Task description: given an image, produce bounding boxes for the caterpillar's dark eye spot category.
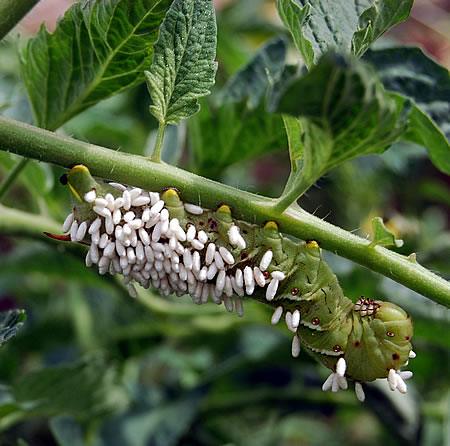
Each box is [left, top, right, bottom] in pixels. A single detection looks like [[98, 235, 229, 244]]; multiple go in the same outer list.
[[386, 331, 395, 337], [199, 221, 204, 226], [405, 335, 410, 341], [354, 341, 360, 348], [312, 317, 320, 325], [263, 271, 270, 279], [240, 253, 247, 260], [392, 353, 400, 360], [333, 345, 341, 352], [291, 287, 299, 296], [59, 174, 68, 185]]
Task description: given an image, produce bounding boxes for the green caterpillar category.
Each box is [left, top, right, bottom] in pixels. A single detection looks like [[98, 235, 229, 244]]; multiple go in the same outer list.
[[53, 165, 414, 402]]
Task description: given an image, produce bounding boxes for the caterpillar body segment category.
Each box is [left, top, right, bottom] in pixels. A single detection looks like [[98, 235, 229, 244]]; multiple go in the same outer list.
[[59, 165, 414, 402]]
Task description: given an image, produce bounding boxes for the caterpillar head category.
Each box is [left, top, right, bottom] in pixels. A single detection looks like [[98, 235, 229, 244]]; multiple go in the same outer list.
[[344, 297, 413, 382]]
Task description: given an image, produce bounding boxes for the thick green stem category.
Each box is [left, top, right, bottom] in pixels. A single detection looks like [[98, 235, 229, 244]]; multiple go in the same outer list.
[[0, 0, 40, 40], [0, 158, 29, 202], [150, 122, 167, 162], [0, 116, 449, 307]]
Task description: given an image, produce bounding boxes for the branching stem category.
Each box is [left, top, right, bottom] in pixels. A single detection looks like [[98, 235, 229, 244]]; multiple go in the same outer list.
[[0, 116, 449, 307]]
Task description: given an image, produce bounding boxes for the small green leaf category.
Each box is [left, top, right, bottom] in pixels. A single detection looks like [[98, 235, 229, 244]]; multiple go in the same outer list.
[[271, 53, 410, 207], [352, 0, 413, 58], [275, 0, 315, 68], [0, 310, 26, 347], [364, 47, 450, 174], [370, 217, 404, 248], [21, 0, 171, 130], [276, 0, 412, 67], [145, 0, 217, 125]]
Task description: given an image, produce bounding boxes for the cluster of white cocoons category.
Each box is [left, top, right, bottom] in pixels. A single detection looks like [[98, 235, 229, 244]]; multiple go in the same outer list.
[[320, 350, 415, 402], [62, 183, 288, 318]]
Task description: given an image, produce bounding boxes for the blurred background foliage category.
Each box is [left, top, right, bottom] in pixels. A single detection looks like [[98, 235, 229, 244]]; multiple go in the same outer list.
[[0, 0, 449, 445]]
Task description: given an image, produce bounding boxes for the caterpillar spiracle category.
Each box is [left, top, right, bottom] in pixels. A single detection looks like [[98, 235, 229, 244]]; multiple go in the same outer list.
[[51, 165, 415, 403]]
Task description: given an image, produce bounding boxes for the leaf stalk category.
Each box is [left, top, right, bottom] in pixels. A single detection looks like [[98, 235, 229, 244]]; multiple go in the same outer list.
[[150, 122, 167, 163]]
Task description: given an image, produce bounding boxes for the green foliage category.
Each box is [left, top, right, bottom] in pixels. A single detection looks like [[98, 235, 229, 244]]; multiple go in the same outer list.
[[20, 0, 172, 130], [99, 389, 205, 446], [370, 217, 403, 248], [0, 0, 449, 445], [145, 0, 217, 126], [364, 47, 450, 174], [8, 354, 128, 421], [0, 310, 26, 347], [189, 37, 288, 176], [272, 53, 409, 204], [352, 0, 414, 58], [220, 37, 287, 108], [276, 0, 412, 68], [0, 152, 54, 203], [50, 416, 86, 446]]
